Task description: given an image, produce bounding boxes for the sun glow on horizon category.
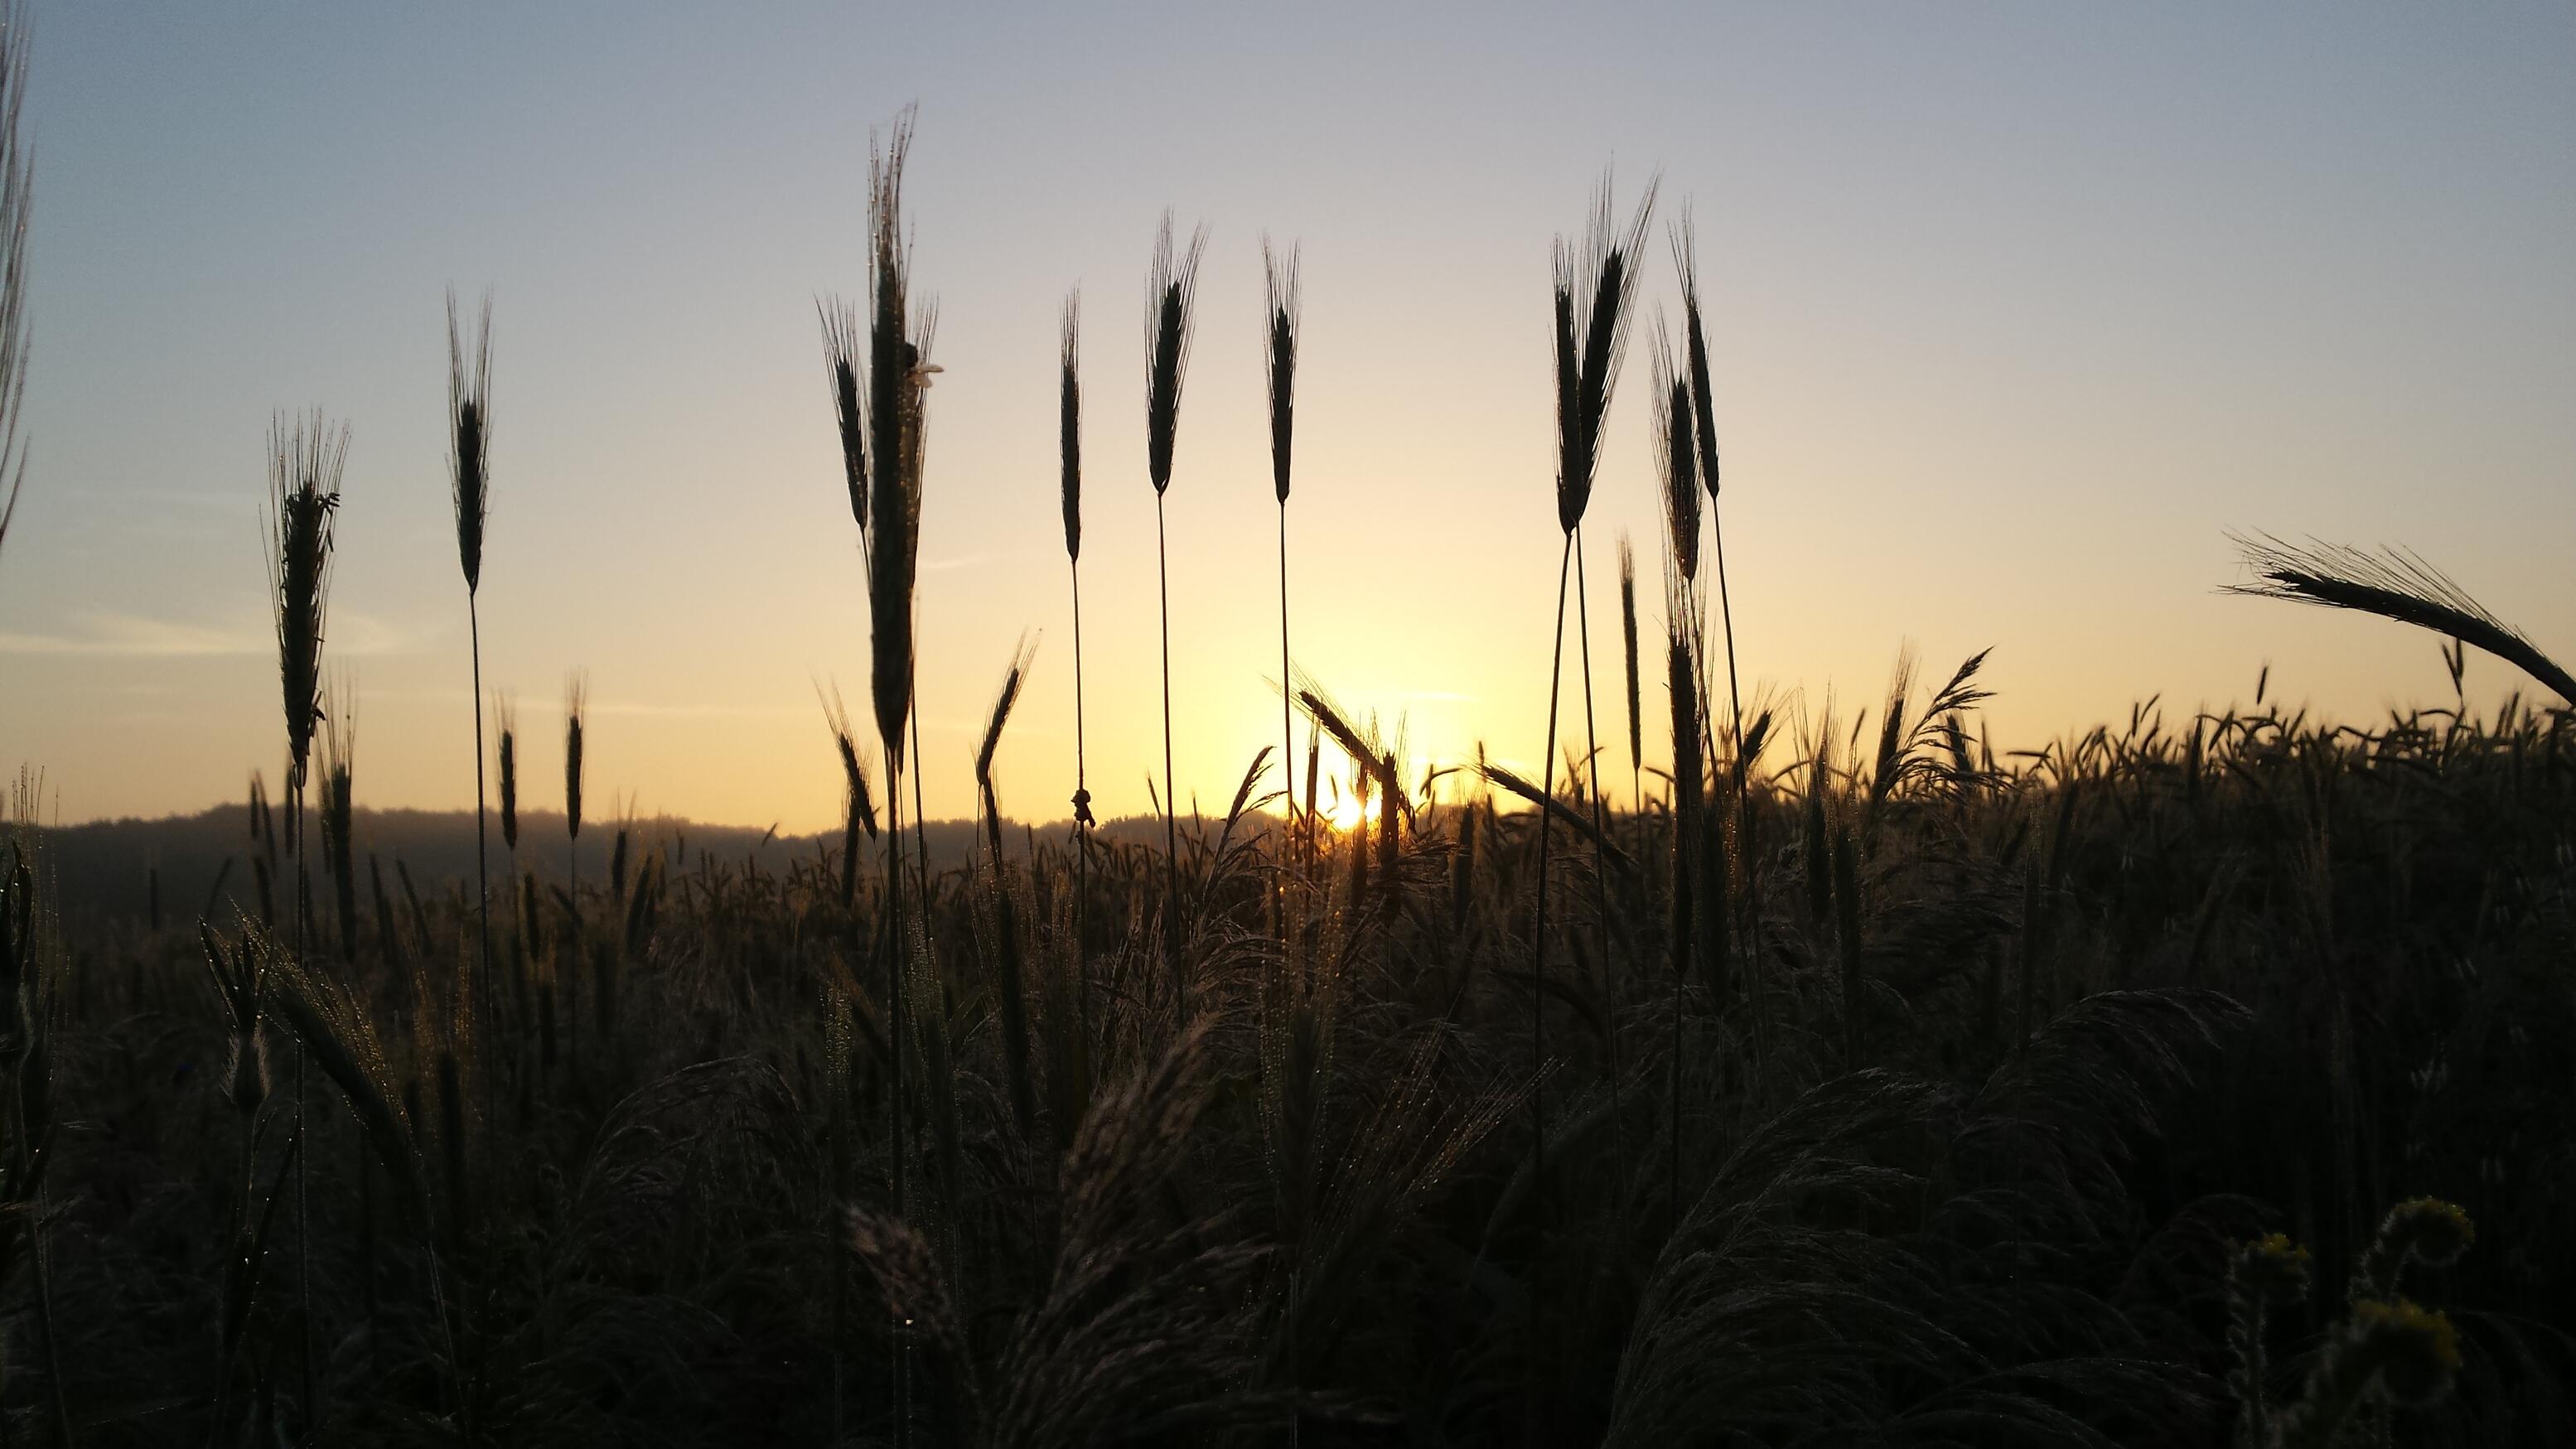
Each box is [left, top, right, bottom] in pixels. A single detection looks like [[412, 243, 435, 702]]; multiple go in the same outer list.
[[2, 8, 2568, 834], [1312, 774, 1369, 833]]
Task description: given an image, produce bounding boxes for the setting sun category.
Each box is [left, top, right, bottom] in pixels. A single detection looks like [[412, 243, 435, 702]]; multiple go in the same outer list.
[[1313, 774, 1369, 833]]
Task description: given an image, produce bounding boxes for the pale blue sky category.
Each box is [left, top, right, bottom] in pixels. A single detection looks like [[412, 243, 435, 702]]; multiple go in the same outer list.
[[3, 4, 2569, 829]]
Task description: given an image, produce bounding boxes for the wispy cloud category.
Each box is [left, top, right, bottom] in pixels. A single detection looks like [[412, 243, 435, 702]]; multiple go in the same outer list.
[[0, 609, 419, 658], [585, 699, 810, 721], [330, 612, 418, 657], [0, 613, 263, 656], [374, 688, 807, 722], [920, 551, 1009, 575]]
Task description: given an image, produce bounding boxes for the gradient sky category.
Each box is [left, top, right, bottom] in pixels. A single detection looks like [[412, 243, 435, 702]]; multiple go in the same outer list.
[[2, 3, 2569, 833]]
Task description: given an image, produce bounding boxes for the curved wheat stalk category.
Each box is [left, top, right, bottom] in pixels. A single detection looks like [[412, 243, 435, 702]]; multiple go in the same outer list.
[[2224, 534, 2574, 707]]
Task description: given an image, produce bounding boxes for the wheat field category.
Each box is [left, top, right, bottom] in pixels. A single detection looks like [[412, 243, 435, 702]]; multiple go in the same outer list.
[[2, 29, 2573, 1449]]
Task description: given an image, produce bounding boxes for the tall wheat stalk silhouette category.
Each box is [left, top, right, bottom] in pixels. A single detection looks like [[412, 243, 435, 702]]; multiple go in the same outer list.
[[1264, 239, 1302, 939], [819, 245, 879, 1435], [1651, 321, 1708, 1229], [447, 292, 495, 1031], [267, 409, 343, 1429], [1144, 210, 1206, 1031], [1058, 291, 1093, 1044], [1528, 171, 1652, 1444], [444, 289, 501, 1270], [848, 107, 935, 1446], [1674, 216, 1749, 997]]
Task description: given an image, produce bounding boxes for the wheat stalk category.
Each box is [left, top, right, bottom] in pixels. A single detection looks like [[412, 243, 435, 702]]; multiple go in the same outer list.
[[265, 405, 342, 1427], [867, 109, 935, 775], [1530, 181, 1653, 1420], [974, 633, 1039, 868], [1673, 214, 1757, 1008], [1144, 210, 1207, 1031], [848, 112, 938, 1439], [448, 292, 491, 596], [820, 293, 868, 540], [975, 633, 1041, 1137], [196, 923, 272, 1435], [1654, 324, 1727, 984], [321, 674, 360, 959], [1652, 322, 1699, 588], [2224, 534, 2575, 706], [1265, 238, 1302, 925], [864, 106, 932, 1212], [1660, 519, 1704, 1231], [563, 669, 587, 930], [1671, 215, 1737, 729], [1476, 759, 1636, 874], [819, 681, 876, 908], [1059, 289, 1094, 1051], [447, 290, 495, 1012], [1620, 534, 1641, 821], [268, 413, 342, 814], [0, 2, 28, 578]]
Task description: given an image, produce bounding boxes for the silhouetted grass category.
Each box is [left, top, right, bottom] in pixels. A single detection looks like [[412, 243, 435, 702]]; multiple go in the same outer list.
[[3, 103, 2571, 1449]]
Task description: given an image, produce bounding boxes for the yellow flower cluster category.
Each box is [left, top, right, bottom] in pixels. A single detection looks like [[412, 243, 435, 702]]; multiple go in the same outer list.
[[2352, 1297, 2462, 1403], [2384, 1197, 2476, 1268], [2236, 1231, 2313, 1303]]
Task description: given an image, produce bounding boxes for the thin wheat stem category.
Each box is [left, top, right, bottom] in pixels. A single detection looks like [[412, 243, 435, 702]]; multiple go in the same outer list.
[[1621, 534, 1642, 828], [881, 750, 912, 1449], [1668, 848, 1684, 1234], [467, 595, 496, 1152], [289, 773, 317, 1427], [1278, 499, 1294, 937], [1573, 524, 1623, 1182], [1710, 508, 1757, 1043], [469, 597, 489, 1009], [1710, 524, 1743, 781], [1071, 555, 1091, 1052], [910, 687, 930, 910], [1527, 526, 1573, 1444], [1709, 508, 1745, 800], [1661, 535, 1705, 1234], [882, 755, 909, 1220], [1158, 490, 1182, 1029], [29, 1181, 71, 1447]]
